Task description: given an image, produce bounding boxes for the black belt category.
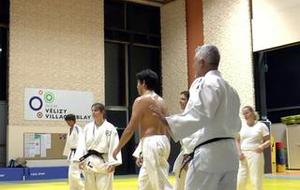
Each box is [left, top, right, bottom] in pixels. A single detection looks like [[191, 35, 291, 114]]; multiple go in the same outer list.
[[79, 149, 105, 163], [179, 137, 234, 177], [71, 148, 76, 153], [69, 148, 77, 160]]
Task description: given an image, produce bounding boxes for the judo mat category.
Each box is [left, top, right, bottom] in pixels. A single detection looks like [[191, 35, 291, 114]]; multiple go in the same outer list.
[[0, 174, 300, 190]]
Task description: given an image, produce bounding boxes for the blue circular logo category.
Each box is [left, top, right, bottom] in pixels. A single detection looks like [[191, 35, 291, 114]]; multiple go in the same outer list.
[[29, 96, 43, 111]]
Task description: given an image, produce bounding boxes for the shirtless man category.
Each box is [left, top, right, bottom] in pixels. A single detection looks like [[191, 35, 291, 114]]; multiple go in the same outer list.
[[113, 69, 172, 190]]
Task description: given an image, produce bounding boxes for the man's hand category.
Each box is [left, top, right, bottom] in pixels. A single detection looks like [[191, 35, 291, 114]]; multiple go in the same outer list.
[[255, 145, 264, 153], [112, 147, 121, 160], [239, 153, 245, 160], [79, 161, 85, 170], [135, 157, 143, 167], [107, 165, 116, 173], [149, 104, 168, 126]]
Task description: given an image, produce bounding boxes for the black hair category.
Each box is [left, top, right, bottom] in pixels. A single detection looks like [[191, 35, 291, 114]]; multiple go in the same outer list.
[[65, 114, 76, 122], [136, 69, 158, 91], [180, 90, 190, 100]]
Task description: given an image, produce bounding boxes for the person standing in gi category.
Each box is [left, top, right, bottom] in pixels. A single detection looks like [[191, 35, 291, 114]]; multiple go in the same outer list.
[[74, 103, 122, 190], [173, 91, 201, 190], [152, 44, 241, 190], [63, 114, 85, 190]]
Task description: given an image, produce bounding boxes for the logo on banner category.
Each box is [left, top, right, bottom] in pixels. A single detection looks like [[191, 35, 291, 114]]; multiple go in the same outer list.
[[28, 90, 58, 119], [25, 88, 93, 121], [44, 91, 55, 103]]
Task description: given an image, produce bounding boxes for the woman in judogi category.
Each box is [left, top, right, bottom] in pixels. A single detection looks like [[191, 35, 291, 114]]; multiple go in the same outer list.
[[74, 103, 122, 190], [63, 114, 84, 190]]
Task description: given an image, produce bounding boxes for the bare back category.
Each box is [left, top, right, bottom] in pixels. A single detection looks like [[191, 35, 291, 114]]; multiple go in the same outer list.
[[135, 92, 167, 138]]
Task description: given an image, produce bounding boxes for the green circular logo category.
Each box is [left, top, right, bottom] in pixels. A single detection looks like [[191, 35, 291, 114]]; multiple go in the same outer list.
[[44, 91, 55, 103]]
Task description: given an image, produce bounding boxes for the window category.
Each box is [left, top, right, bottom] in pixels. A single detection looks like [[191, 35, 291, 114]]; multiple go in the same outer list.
[[104, 0, 161, 175], [127, 3, 160, 35], [104, 0, 125, 30], [105, 43, 126, 106], [104, 0, 161, 108], [0, 27, 7, 101], [254, 43, 300, 122], [0, 0, 9, 25]]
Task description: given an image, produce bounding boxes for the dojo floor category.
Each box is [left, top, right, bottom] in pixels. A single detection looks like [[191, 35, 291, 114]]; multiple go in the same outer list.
[[1, 173, 300, 190]]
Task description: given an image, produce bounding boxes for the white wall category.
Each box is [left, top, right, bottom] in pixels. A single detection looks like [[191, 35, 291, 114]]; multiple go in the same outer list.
[[161, 0, 188, 114], [252, 0, 300, 51], [203, 0, 254, 108], [8, 0, 104, 165]]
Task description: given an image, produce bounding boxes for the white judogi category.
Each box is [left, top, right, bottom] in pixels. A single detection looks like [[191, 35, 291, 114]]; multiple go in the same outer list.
[[237, 121, 269, 190], [132, 141, 142, 159], [173, 130, 201, 190], [63, 124, 84, 190], [166, 70, 241, 190], [135, 135, 172, 190], [74, 120, 122, 190]]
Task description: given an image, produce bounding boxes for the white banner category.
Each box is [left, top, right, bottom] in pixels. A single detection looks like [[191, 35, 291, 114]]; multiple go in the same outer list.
[[24, 88, 94, 121]]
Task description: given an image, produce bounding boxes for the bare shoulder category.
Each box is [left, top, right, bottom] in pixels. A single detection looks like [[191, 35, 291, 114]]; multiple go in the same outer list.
[[132, 96, 148, 110], [142, 93, 164, 103], [149, 93, 164, 103], [156, 95, 165, 103], [134, 96, 143, 103], [149, 94, 167, 114], [157, 96, 167, 114], [134, 96, 148, 105], [134, 93, 167, 112]]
